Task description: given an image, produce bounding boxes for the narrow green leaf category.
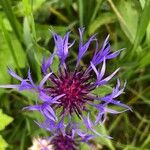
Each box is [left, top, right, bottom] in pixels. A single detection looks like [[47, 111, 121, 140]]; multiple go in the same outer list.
[[49, 7, 70, 23], [139, 0, 145, 8], [139, 52, 150, 68], [23, 4, 41, 81], [142, 135, 150, 148], [90, 0, 103, 23], [0, 0, 22, 42], [1, 19, 21, 74], [132, 1, 150, 51], [108, 0, 140, 43], [88, 12, 117, 35], [78, 0, 84, 26], [95, 124, 115, 150], [20, 128, 26, 150]]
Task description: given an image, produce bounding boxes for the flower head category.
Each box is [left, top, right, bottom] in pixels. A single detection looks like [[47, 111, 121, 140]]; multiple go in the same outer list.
[[50, 122, 80, 150], [0, 28, 131, 137], [29, 121, 94, 150]]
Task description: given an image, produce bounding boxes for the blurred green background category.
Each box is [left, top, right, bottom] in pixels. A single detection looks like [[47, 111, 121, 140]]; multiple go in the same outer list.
[[0, 0, 150, 149]]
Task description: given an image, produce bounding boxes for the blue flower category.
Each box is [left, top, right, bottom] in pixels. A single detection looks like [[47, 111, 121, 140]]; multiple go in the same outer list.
[[29, 122, 95, 150], [0, 28, 131, 137]]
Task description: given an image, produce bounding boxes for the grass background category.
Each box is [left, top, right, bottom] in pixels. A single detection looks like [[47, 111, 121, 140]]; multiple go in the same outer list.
[[0, 0, 150, 149]]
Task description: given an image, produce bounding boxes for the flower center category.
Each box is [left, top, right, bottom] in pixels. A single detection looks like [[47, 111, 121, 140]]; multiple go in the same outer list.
[[51, 134, 78, 150], [59, 75, 83, 101], [47, 68, 94, 116]]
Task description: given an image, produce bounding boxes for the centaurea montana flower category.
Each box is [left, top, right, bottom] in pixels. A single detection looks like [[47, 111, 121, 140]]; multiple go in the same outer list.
[[0, 28, 131, 138], [28, 121, 94, 150]]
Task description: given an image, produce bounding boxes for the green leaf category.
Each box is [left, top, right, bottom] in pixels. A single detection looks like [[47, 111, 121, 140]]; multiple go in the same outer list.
[[92, 85, 112, 97], [0, 135, 8, 150], [95, 124, 115, 150], [139, 0, 145, 8], [0, 0, 22, 42], [28, 0, 46, 11], [90, 0, 103, 23], [141, 134, 150, 148], [88, 12, 117, 35], [80, 143, 90, 150], [78, 0, 84, 26], [132, 1, 150, 51], [139, 52, 150, 68], [146, 22, 150, 44], [0, 109, 13, 131], [1, 19, 21, 73], [23, 17, 32, 47], [23, 15, 41, 81], [51, 56, 59, 73], [109, 0, 140, 43], [0, 29, 26, 84]]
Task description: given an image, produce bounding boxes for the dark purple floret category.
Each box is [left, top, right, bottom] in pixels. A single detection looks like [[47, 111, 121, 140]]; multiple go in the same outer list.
[[45, 67, 94, 117], [51, 134, 78, 150]]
